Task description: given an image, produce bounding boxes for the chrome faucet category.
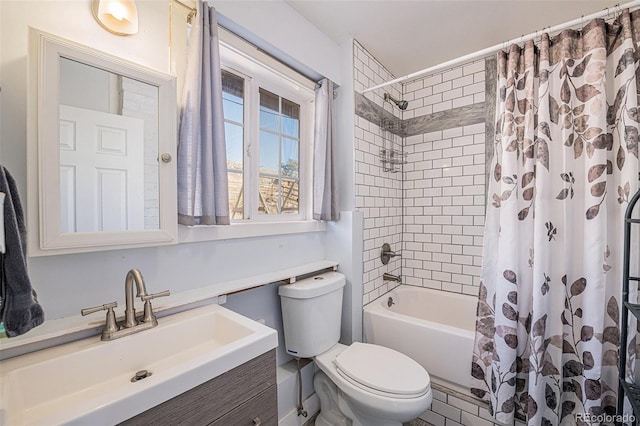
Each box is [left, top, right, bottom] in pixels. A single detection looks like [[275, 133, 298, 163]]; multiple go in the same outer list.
[[124, 269, 148, 328], [383, 272, 401, 283], [81, 269, 170, 340]]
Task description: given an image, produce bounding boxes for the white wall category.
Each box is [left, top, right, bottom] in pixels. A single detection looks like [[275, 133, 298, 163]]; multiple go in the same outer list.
[[0, 0, 346, 322], [213, 0, 342, 86], [323, 37, 366, 344]]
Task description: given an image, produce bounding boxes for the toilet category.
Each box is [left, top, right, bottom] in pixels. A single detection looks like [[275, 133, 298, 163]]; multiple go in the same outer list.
[[279, 271, 432, 426]]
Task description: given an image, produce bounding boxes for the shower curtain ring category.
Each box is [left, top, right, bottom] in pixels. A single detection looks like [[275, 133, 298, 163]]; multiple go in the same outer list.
[[580, 15, 584, 32], [605, 7, 612, 19]]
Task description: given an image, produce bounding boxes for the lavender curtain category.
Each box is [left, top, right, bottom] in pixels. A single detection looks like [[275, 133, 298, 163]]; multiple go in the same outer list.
[[177, 1, 229, 226], [313, 78, 339, 221], [472, 10, 640, 424]]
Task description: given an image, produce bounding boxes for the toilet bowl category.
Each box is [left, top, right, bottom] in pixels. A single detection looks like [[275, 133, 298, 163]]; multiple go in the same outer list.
[[278, 272, 432, 425], [313, 342, 432, 426]]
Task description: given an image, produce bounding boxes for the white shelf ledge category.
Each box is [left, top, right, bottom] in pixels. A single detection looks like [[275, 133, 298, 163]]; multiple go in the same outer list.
[[0, 260, 338, 359]]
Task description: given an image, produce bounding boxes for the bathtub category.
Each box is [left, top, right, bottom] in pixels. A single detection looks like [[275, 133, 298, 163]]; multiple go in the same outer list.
[[363, 285, 477, 394]]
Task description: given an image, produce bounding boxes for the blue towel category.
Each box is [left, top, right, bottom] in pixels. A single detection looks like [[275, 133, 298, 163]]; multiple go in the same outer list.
[[0, 165, 44, 337]]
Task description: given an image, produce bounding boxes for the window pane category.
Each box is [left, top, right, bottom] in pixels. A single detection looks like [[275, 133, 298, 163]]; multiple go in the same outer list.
[[282, 116, 299, 138], [222, 71, 244, 124], [258, 89, 302, 216], [282, 98, 299, 137], [281, 178, 299, 215], [281, 138, 299, 178], [228, 170, 243, 219], [222, 70, 245, 220], [222, 70, 244, 97], [259, 131, 279, 174], [259, 88, 279, 132], [225, 122, 243, 171], [282, 98, 300, 118], [258, 175, 280, 214], [223, 97, 243, 124]]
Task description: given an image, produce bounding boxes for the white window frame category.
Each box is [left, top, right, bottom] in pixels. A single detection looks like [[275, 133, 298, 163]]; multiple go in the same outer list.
[[220, 66, 251, 221], [178, 27, 323, 243]]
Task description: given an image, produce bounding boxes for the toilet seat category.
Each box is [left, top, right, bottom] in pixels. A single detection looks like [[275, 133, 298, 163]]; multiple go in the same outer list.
[[333, 342, 430, 399]]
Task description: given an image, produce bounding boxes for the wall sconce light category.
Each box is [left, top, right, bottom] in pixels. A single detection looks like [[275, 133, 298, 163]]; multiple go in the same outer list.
[[92, 0, 139, 36]]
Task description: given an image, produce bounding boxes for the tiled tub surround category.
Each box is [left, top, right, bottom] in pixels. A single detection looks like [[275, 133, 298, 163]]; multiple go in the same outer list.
[[401, 59, 489, 297], [402, 122, 486, 296], [353, 47, 505, 426], [354, 40, 404, 305], [354, 53, 493, 302]]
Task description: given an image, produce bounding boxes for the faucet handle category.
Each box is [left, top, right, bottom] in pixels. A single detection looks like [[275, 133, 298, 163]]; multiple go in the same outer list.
[[142, 290, 170, 302], [141, 290, 170, 325], [81, 302, 119, 340], [81, 301, 118, 316], [380, 243, 401, 265]]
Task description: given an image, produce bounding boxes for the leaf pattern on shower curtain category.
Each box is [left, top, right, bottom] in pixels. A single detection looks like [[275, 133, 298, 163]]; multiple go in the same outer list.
[[472, 10, 640, 426]]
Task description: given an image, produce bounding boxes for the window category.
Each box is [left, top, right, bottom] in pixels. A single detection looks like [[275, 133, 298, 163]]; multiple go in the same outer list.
[[258, 88, 300, 215], [219, 44, 314, 222]]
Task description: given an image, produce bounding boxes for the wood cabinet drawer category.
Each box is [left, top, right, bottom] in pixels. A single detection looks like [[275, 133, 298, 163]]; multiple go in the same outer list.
[[208, 385, 277, 426], [120, 349, 276, 426]]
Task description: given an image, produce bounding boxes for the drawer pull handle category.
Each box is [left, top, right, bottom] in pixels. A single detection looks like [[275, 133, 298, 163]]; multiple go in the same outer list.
[[252, 417, 261, 425]]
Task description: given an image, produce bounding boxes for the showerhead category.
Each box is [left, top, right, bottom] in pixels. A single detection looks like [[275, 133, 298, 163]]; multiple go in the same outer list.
[[384, 93, 409, 110]]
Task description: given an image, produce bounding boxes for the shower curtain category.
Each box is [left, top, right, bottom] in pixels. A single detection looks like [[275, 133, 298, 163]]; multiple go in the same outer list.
[[472, 10, 640, 425]]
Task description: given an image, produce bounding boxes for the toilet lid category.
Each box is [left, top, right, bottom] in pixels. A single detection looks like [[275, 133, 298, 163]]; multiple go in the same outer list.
[[334, 342, 430, 396]]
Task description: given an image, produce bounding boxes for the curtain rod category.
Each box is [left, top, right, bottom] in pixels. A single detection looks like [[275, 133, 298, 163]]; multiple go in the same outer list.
[[361, 0, 640, 94], [172, 0, 197, 23]]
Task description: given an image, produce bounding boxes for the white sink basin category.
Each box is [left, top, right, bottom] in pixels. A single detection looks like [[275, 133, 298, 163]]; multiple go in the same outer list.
[[0, 304, 277, 426]]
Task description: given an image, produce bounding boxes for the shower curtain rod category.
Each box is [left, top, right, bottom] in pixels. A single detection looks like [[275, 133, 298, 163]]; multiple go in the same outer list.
[[361, 0, 640, 94]]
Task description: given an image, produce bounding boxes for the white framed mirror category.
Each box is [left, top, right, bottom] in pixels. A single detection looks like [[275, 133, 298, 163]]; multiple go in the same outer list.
[[27, 29, 177, 255]]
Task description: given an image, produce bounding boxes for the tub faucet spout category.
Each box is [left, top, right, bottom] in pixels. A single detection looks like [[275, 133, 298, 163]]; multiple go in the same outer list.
[[124, 268, 148, 328], [383, 273, 401, 283]]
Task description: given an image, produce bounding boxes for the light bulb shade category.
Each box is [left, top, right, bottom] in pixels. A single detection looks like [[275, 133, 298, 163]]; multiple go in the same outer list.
[[92, 0, 139, 36]]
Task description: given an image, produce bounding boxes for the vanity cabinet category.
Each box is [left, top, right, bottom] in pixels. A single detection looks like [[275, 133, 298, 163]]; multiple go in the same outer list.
[[120, 349, 277, 426]]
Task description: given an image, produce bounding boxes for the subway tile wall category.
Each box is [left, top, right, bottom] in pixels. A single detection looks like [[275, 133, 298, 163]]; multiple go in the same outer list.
[[353, 40, 404, 305], [354, 42, 489, 302], [403, 61, 486, 120], [353, 46, 494, 424], [401, 60, 487, 297]]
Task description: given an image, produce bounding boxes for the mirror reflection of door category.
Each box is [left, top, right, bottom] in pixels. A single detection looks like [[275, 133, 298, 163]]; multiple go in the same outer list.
[[59, 105, 144, 232], [58, 57, 160, 233]]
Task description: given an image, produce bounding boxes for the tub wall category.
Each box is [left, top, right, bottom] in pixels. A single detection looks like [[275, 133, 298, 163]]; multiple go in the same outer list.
[[353, 42, 496, 304], [353, 41, 404, 305], [353, 48, 501, 424], [363, 287, 475, 393], [401, 60, 494, 297]]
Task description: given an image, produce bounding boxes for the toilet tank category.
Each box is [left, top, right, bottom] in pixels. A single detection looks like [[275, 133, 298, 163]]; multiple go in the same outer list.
[[278, 271, 346, 358]]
